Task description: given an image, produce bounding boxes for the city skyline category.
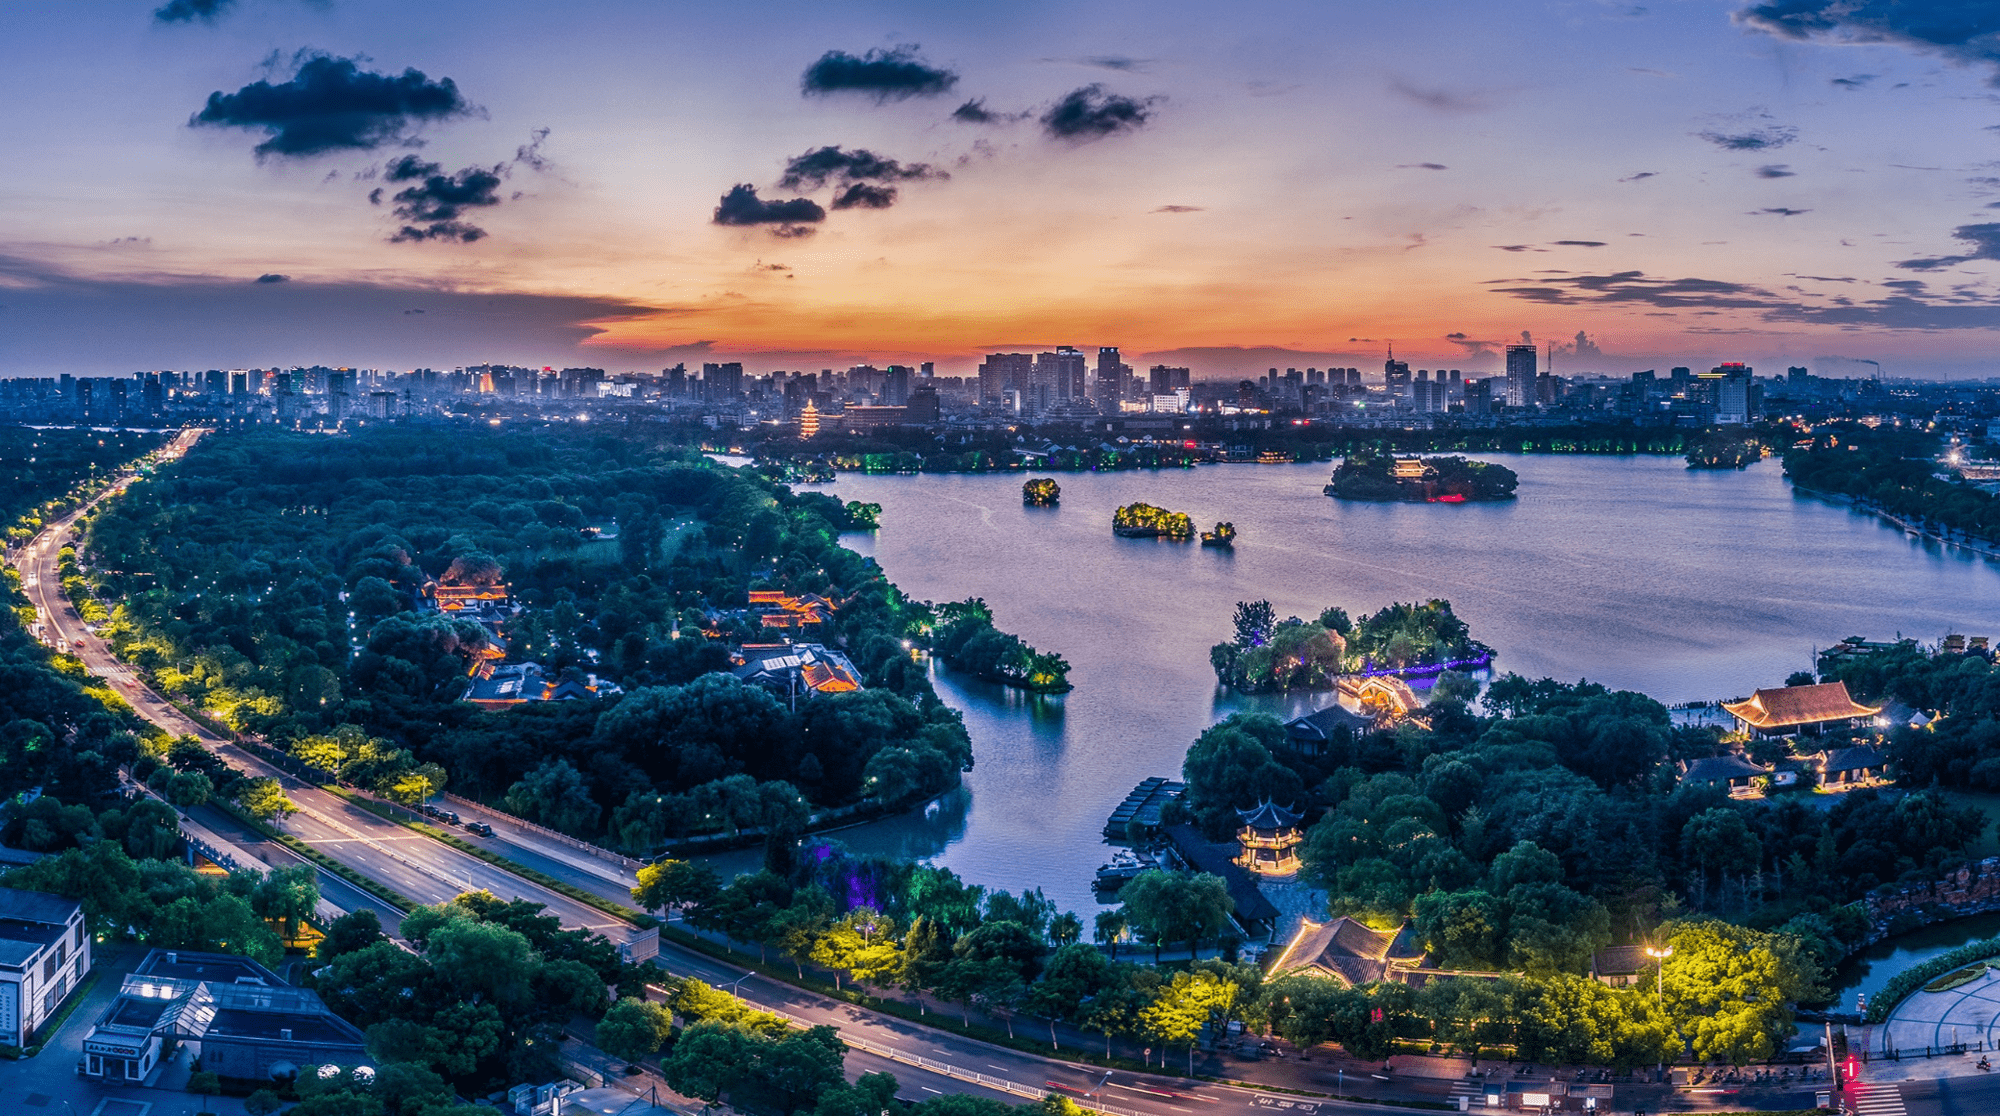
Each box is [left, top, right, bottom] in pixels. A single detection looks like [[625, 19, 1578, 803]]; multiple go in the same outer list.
[[12, 1, 2000, 377]]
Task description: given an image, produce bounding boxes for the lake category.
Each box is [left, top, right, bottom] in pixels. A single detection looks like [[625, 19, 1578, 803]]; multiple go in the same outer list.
[[716, 454, 2000, 918]]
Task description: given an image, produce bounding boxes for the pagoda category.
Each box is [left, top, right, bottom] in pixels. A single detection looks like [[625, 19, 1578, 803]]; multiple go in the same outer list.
[[1234, 800, 1304, 876]]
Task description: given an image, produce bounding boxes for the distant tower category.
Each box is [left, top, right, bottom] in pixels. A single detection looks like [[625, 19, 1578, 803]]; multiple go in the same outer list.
[[1504, 344, 1537, 408], [799, 400, 820, 439]]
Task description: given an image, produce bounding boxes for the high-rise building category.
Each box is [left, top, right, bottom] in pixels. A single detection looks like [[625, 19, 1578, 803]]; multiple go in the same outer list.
[[978, 353, 1034, 404], [1504, 344, 1537, 408], [1095, 347, 1130, 410], [1148, 365, 1191, 395], [882, 365, 913, 406], [701, 362, 744, 402], [1712, 362, 1754, 424], [1383, 350, 1411, 402]]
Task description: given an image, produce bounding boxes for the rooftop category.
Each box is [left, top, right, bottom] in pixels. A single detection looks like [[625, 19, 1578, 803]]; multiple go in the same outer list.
[[1722, 680, 1882, 731]]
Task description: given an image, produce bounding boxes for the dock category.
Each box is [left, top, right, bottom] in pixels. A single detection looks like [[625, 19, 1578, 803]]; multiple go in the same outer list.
[[1103, 777, 1185, 840]]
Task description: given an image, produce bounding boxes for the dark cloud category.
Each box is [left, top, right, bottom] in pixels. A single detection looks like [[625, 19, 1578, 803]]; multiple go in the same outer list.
[[1397, 162, 1449, 170], [1619, 171, 1658, 181], [1493, 245, 1544, 252], [514, 127, 552, 172], [1152, 205, 1203, 213], [1490, 264, 2000, 330], [254, 273, 289, 283], [372, 155, 503, 243], [154, 0, 233, 21], [1831, 73, 1877, 88], [1739, 2, 2000, 84], [1696, 124, 1798, 150], [1082, 56, 1149, 71], [1553, 240, 1608, 247], [777, 146, 943, 190], [952, 99, 1001, 124], [0, 253, 659, 375], [1757, 207, 1812, 216], [831, 183, 897, 210], [1388, 79, 1492, 113], [1896, 222, 2000, 269], [1041, 84, 1157, 141], [713, 185, 825, 236], [1756, 164, 1796, 178], [192, 53, 471, 158], [801, 46, 957, 101], [1445, 331, 1499, 356]]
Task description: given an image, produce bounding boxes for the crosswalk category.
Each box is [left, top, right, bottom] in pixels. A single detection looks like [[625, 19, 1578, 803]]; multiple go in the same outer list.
[[1851, 1081, 1906, 1116]]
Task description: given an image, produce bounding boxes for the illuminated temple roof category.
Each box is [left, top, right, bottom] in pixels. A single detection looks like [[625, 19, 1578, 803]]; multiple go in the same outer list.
[[1722, 681, 1881, 731]]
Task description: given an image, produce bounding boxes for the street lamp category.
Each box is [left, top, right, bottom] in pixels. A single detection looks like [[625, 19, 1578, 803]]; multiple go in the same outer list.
[[1645, 946, 1673, 1081]]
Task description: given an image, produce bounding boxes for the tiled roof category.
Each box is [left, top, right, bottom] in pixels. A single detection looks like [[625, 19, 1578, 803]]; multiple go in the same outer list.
[[1679, 754, 1769, 783], [1236, 801, 1302, 830], [1821, 745, 1886, 772], [1723, 681, 1881, 730]]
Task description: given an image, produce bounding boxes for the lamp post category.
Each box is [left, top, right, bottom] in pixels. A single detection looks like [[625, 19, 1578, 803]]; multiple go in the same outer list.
[[1645, 946, 1673, 1080]]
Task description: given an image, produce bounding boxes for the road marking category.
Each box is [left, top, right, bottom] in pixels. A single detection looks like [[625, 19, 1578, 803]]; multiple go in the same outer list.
[[921, 1087, 942, 1094], [989, 1065, 1010, 1071], [1851, 1082, 1906, 1116]]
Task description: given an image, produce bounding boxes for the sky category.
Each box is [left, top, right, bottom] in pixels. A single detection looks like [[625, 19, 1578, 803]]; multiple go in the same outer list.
[[11, 0, 2000, 378]]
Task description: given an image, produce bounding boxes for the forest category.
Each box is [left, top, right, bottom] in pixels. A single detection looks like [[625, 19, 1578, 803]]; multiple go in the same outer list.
[[0, 426, 168, 546], [1325, 449, 1519, 503], [74, 423, 1027, 854]]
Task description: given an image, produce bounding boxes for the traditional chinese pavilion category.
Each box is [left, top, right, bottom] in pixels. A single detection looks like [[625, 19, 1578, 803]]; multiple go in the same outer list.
[[1234, 800, 1304, 876], [1722, 680, 1882, 737]]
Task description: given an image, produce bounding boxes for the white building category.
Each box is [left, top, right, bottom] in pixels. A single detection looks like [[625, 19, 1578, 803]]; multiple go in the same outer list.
[[0, 886, 91, 1048]]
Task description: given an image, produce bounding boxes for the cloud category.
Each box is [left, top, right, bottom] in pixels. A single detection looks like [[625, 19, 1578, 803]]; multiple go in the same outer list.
[[1397, 162, 1449, 170], [1696, 124, 1798, 150], [1619, 171, 1658, 182], [1082, 56, 1149, 72], [1389, 79, 1493, 112], [1041, 84, 1157, 141], [1493, 244, 1544, 252], [0, 252, 660, 375], [1756, 164, 1795, 178], [1488, 264, 2000, 330], [1739, 2, 2000, 85], [1896, 221, 2000, 269], [1553, 240, 1607, 247], [831, 183, 897, 210], [1152, 205, 1203, 213], [1756, 207, 1811, 216], [777, 146, 943, 190], [712, 184, 825, 236], [1831, 73, 1877, 88], [154, 0, 233, 21], [192, 53, 471, 158], [513, 127, 552, 172], [254, 272, 289, 283], [801, 46, 957, 101], [371, 154, 503, 243], [1445, 331, 1499, 356], [952, 99, 1003, 124], [1568, 330, 1604, 358]]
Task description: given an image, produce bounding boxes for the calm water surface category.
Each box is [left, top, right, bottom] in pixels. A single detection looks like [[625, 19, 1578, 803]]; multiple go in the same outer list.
[[715, 456, 2000, 917]]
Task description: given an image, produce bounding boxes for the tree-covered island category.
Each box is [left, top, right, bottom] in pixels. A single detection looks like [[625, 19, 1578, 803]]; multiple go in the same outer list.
[[1325, 447, 1518, 503], [1112, 502, 1195, 539], [1210, 598, 1492, 692], [1022, 477, 1061, 506]]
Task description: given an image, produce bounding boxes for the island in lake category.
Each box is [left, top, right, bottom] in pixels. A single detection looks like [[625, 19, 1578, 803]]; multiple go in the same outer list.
[[1112, 502, 1195, 539], [1325, 448, 1518, 503], [1022, 477, 1061, 506], [1200, 521, 1235, 547], [1210, 597, 1493, 693]]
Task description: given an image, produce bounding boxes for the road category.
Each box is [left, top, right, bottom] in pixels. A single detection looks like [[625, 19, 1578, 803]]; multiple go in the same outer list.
[[16, 435, 638, 947]]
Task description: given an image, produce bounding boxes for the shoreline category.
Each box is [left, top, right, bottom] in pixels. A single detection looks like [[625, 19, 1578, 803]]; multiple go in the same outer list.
[[1793, 484, 2000, 563]]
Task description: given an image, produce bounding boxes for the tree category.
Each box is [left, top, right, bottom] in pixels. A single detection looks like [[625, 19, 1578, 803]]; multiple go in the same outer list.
[[1047, 910, 1082, 946], [251, 864, 320, 941], [245, 1090, 284, 1116], [236, 776, 296, 821], [596, 997, 673, 1063], [1120, 870, 1234, 959], [1660, 918, 1821, 1065], [423, 913, 537, 1011], [1094, 909, 1129, 958], [632, 858, 721, 915]]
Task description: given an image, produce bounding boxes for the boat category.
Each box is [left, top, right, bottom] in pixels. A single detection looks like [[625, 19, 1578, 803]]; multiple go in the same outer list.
[[1093, 848, 1154, 890], [1200, 522, 1236, 548]]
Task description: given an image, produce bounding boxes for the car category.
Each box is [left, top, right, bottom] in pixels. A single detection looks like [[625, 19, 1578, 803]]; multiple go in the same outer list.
[[466, 822, 494, 837]]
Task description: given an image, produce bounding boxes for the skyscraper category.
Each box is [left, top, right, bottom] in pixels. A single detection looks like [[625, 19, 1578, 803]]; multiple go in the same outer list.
[[978, 353, 1034, 404], [1095, 347, 1129, 410], [1504, 344, 1537, 408]]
